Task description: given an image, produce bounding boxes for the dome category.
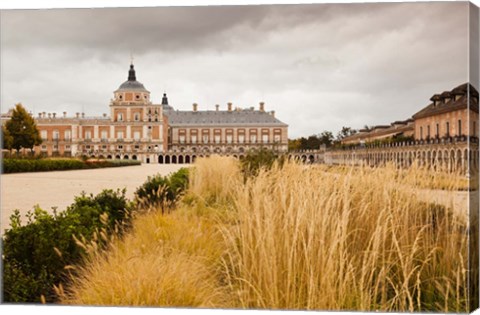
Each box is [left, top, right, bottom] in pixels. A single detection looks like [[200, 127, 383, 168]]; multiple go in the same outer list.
[[115, 64, 149, 93], [117, 80, 148, 92]]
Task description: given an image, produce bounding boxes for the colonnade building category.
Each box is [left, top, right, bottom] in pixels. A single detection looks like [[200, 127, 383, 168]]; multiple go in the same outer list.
[[3, 64, 288, 164]]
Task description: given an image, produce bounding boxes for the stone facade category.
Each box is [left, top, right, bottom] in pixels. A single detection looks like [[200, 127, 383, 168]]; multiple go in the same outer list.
[[1, 64, 288, 164], [341, 83, 479, 145]]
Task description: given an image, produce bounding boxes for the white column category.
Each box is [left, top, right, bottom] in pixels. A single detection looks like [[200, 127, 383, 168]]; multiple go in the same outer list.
[[126, 125, 132, 139], [110, 125, 115, 139], [143, 125, 148, 139], [158, 125, 163, 141], [72, 125, 77, 139], [78, 126, 83, 139], [126, 108, 131, 122], [93, 125, 99, 139]]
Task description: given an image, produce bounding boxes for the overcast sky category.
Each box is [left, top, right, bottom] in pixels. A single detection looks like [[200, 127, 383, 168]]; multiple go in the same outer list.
[[0, 2, 476, 138]]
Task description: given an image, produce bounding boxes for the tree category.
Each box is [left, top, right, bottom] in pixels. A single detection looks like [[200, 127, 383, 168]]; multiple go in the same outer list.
[[318, 131, 334, 147], [5, 104, 42, 155], [1, 125, 13, 152], [336, 126, 357, 141], [288, 138, 301, 151], [304, 135, 320, 150]]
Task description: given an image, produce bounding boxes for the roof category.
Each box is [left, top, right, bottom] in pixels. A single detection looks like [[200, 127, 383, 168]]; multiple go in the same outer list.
[[342, 123, 414, 142], [115, 64, 149, 93], [413, 83, 479, 120], [165, 109, 288, 127]]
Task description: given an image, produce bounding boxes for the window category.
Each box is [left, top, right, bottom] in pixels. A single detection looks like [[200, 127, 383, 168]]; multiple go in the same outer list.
[[191, 135, 197, 144], [458, 120, 462, 136], [250, 135, 257, 143], [274, 134, 281, 143], [53, 130, 59, 140], [133, 131, 141, 140], [262, 134, 269, 143], [134, 145, 140, 150], [134, 113, 140, 121], [203, 135, 209, 144], [436, 123, 439, 137], [41, 130, 47, 140], [64, 130, 71, 141], [41, 145, 47, 151], [427, 126, 430, 138], [101, 130, 108, 140], [117, 113, 123, 121], [117, 131, 124, 139], [85, 131, 92, 139], [420, 127, 423, 140], [65, 145, 71, 150], [215, 135, 221, 144], [239, 135, 245, 144], [53, 145, 58, 151], [102, 145, 107, 149], [446, 122, 450, 136], [179, 135, 185, 144], [226, 135, 233, 144], [85, 145, 91, 149], [117, 145, 123, 150]]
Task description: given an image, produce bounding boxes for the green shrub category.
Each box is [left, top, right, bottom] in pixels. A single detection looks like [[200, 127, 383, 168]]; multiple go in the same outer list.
[[134, 168, 189, 212], [240, 148, 284, 178], [2, 158, 141, 174], [2, 189, 132, 303]]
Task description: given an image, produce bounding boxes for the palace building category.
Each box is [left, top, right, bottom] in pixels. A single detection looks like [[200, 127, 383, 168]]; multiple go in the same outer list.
[[1, 63, 289, 164], [341, 83, 479, 145]]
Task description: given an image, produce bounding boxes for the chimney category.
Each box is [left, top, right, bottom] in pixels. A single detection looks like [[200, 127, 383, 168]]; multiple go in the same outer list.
[[76, 112, 80, 118], [193, 103, 198, 112], [271, 110, 275, 118], [42, 111, 46, 118], [48, 113, 51, 119], [103, 113, 107, 118], [81, 112, 85, 118], [52, 113, 56, 118], [215, 104, 219, 111], [38, 113, 42, 118], [63, 111, 67, 118], [259, 102, 265, 112], [228, 102, 232, 112]]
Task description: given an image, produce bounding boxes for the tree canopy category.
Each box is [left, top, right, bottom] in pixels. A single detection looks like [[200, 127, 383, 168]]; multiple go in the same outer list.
[[1, 125, 14, 151], [5, 104, 42, 153]]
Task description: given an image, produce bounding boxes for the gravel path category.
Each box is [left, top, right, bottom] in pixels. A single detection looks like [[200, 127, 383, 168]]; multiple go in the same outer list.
[[1, 164, 187, 233]]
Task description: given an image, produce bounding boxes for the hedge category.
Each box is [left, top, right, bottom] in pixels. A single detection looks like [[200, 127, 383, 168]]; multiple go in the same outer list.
[[2, 158, 141, 174], [2, 189, 133, 303]]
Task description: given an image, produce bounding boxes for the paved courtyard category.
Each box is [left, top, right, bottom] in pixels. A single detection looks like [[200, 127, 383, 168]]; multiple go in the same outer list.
[[1, 164, 186, 233]]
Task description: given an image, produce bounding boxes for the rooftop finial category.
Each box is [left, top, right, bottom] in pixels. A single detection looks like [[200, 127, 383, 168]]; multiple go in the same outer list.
[[128, 63, 136, 81], [130, 52, 134, 65], [162, 93, 169, 105]]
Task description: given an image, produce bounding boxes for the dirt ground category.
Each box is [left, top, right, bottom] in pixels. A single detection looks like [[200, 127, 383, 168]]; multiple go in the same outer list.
[[1, 164, 186, 233]]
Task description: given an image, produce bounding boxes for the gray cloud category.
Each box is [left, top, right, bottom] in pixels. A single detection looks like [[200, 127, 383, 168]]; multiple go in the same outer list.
[[0, 2, 472, 138]]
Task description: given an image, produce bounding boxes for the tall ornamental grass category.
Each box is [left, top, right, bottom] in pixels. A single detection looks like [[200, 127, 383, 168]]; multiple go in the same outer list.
[[63, 157, 471, 312]]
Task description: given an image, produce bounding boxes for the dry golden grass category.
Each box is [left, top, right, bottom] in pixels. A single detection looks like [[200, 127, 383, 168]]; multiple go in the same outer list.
[[62, 207, 230, 307], [63, 157, 471, 312]]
